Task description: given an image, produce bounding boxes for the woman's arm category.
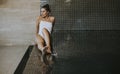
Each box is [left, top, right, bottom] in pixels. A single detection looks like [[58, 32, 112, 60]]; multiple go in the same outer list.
[[51, 17, 55, 32], [53, 17, 55, 28], [35, 16, 40, 36]]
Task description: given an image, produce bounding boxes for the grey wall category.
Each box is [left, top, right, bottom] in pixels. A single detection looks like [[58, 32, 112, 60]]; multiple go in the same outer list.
[[49, 0, 120, 30], [0, 0, 40, 46]]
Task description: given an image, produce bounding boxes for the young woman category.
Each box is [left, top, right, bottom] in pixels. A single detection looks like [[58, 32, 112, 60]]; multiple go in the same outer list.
[[35, 4, 55, 55]]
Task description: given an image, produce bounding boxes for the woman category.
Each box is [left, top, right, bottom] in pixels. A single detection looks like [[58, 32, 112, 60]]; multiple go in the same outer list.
[[35, 4, 55, 55]]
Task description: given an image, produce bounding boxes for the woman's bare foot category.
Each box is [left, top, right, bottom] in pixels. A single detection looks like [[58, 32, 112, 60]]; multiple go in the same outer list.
[[40, 46, 47, 62]]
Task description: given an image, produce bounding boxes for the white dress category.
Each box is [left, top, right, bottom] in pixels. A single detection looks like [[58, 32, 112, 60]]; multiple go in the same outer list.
[[38, 20, 53, 39]]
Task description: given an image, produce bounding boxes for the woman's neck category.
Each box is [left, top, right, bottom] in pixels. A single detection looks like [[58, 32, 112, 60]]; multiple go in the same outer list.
[[43, 15, 49, 18], [43, 15, 50, 21]]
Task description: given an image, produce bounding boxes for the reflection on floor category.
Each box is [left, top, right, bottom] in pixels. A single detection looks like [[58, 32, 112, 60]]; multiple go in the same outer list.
[[23, 45, 54, 74], [22, 30, 120, 74]]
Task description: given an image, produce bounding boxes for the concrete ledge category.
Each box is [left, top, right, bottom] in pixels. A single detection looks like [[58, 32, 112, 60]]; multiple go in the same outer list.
[[14, 45, 34, 74]]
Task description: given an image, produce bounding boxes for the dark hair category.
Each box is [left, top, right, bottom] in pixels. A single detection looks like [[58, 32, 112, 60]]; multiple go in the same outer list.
[[42, 4, 51, 12]]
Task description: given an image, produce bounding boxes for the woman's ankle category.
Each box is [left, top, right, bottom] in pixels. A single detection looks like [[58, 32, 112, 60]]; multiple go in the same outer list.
[[46, 46, 51, 53]]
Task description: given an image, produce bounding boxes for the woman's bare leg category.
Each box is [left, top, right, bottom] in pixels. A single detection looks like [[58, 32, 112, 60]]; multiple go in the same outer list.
[[42, 28, 52, 53], [36, 34, 45, 51]]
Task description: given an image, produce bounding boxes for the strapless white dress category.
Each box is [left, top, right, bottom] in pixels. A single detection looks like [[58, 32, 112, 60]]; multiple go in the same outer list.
[[38, 20, 53, 38]]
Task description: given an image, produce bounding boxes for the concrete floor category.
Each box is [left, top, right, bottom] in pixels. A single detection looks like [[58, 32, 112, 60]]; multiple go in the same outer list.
[[0, 45, 28, 74], [23, 30, 120, 74], [52, 30, 120, 74]]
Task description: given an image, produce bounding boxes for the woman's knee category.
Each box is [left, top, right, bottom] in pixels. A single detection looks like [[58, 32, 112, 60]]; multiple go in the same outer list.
[[37, 43, 44, 50], [36, 35, 45, 43]]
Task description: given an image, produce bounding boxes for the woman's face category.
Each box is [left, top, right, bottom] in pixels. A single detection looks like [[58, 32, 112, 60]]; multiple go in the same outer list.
[[41, 8, 49, 18]]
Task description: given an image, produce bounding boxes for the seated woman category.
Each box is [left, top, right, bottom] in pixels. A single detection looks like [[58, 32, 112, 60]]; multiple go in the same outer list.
[[35, 4, 55, 56]]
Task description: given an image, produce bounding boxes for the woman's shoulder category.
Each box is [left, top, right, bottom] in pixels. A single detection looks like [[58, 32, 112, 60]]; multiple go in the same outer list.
[[49, 16, 55, 22], [37, 16, 42, 20], [36, 16, 41, 21], [50, 16, 55, 19]]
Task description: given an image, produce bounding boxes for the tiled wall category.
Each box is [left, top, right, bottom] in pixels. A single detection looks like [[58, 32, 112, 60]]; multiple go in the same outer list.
[[49, 0, 120, 30]]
